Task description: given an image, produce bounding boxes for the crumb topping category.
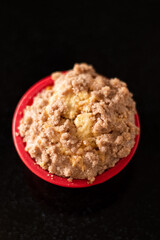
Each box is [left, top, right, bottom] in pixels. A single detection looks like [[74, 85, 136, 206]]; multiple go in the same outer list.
[[19, 63, 138, 183]]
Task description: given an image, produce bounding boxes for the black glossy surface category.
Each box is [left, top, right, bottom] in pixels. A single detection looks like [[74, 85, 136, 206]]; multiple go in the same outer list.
[[1, 2, 160, 240]]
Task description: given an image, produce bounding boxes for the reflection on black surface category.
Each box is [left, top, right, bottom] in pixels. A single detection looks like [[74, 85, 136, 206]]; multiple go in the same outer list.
[[22, 164, 134, 216]]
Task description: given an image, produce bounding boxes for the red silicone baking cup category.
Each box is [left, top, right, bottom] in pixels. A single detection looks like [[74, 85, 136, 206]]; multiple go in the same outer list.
[[12, 75, 140, 188]]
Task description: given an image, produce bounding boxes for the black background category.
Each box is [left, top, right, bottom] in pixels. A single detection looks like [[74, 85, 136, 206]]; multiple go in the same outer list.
[[1, 2, 160, 240]]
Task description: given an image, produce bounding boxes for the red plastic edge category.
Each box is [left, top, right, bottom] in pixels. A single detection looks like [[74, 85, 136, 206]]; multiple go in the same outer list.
[[12, 75, 140, 188]]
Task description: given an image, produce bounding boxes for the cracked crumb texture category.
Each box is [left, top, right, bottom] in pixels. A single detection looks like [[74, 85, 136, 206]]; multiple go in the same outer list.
[[19, 63, 139, 183]]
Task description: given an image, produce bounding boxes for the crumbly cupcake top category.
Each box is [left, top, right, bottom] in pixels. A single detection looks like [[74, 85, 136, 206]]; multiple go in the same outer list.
[[19, 63, 138, 183]]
